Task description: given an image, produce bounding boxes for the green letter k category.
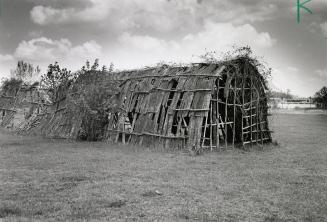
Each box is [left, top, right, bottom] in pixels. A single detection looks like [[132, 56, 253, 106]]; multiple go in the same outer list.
[[297, 0, 313, 23]]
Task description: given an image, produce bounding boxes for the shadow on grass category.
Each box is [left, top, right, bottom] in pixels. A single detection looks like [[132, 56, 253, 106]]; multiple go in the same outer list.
[[0, 205, 22, 218], [0, 202, 62, 219], [69, 199, 127, 220]]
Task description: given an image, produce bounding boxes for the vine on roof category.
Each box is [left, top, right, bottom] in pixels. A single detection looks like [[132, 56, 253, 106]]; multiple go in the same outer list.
[[199, 46, 272, 82]]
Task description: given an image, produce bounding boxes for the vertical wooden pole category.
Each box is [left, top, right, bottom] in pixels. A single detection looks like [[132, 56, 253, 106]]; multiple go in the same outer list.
[[261, 112, 264, 146], [224, 82, 229, 149], [115, 114, 120, 143], [232, 75, 237, 149], [241, 71, 246, 148], [210, 101, 213, 151], [259, 91, 264, 146], [37, 90, 40, 114], [250, 76, 253, 147], [216, 79, 220, 150], [122, 114, 126, 144], [256, 89, 260, 146], [201, 115, 208, 148]]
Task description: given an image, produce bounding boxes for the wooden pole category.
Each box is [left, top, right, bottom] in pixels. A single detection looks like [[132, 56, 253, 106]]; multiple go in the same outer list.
[[241, 70, 246, 148], [255, 89, 260, 146], [232, 75, 237, 149], [201, 115, 208, 148], [216, 79, 220, 150], [115, 114, 120, 143], [250, 76, 253, 147], [122, 115, 126, 144], [259, 91, 264, 146], [224, 79, 229, 149], [210, 101, 213, 151]]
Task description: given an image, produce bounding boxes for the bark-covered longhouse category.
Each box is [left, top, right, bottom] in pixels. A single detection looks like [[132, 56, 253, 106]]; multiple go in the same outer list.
[[0, 57, 272, 150]]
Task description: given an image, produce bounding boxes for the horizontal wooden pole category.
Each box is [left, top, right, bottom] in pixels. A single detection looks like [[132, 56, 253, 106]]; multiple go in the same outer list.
[[0, 108, 16, 112], [242, 121, 267, 130], [26, 101, 53, 106], [243, 137, 271, 145], [173, 108, 209, 112], [37, 113, 51, 116], [213, 100, 243, 107], [107, 129, 188, 139], [55, 107, 67, 113], [243, 106, 257, 111], [202, 122, 233, 127], [243, 114, 257, 118], [0, 95, 15, 99], [243, 130, 273, 134], [131, 88, 213, 94]]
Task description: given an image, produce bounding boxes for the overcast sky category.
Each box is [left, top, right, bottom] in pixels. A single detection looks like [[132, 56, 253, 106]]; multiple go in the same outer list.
[[0, 0, 326, 96]]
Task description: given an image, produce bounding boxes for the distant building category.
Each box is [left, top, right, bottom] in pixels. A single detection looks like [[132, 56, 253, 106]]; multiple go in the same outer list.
[[316, 102, 327, 109], [269, 98, 316, 109]]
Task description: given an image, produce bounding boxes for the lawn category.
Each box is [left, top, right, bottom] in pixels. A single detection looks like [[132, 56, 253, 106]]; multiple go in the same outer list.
[[0, 113, 327, 221]]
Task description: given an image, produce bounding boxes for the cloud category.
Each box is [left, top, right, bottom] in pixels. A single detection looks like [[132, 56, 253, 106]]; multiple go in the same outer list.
[[6, 19, 275, 74], [14, 37, 102, 70], [30, 0, 282, 32], [0, 54, 14, 62], [113, 21, 275, 68], [2, 20, 275, 76], [285, 66, 299, 73], [31, 0, 110, 25], [182, 22, 275, 49], [1, 37, 102, 77], [118, 33, 179, 53], [315, 69, 327, 77], [271, 66, 327, 97], [0, 55, 15, 78], [320, 22, 327, 36], [271, 67, 304, 96]]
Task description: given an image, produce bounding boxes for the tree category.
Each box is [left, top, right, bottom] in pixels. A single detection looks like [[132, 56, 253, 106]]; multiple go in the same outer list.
[[70, 60, 115, 140], [108, 63, 114, 72], [41, 62, 76, 99], [81, 59, 114, 73], [313, 86, 327, 109], [100, 63, 114, 72], [101, 65, 107, 72], [10, 61, 41, 82], [81, 59, 101, 72], [91, 59, 99, 71]]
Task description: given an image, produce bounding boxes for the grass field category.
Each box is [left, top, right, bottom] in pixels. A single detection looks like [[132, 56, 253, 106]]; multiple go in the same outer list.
[[0, 113, 327, 221]]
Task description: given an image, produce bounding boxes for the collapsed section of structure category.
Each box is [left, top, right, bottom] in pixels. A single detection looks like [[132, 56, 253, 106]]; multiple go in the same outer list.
[[0, 57, 272, 150]]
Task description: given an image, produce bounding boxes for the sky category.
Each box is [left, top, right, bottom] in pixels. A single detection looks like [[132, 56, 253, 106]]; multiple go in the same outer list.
[[0, 0, 326, 97]]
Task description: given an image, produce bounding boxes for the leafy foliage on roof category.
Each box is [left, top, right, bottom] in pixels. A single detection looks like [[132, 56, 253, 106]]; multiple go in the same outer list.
[[199, 46, 272, 82]]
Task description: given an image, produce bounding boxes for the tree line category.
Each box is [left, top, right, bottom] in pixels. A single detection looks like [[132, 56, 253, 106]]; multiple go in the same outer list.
[[0, 59, 113, 96], [1, 59, 327, 109]]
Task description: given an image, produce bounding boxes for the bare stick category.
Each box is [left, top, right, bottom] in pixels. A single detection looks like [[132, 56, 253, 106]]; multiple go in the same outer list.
[[201, 115, 208, 148], [216, 79, 220, 150], [210, 102, 213, 151], [232, 75, 237, 149], [250, 76, 253, 147], [241, 67, 246, 148], [224, 78, 229, 149]]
